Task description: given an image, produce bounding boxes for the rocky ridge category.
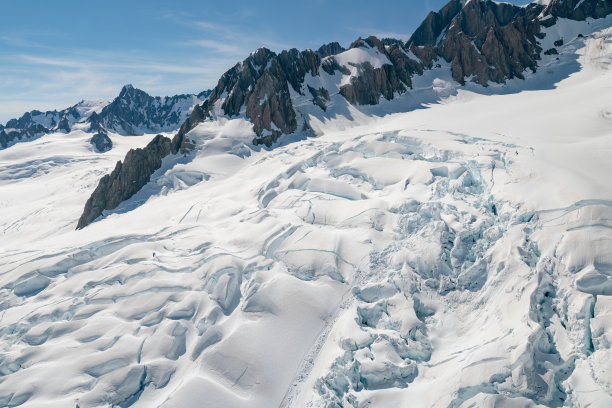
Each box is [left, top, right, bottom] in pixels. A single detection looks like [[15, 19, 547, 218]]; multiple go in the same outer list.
[[97, 85, 211, 136], [0, 87, 210, 149], [76, 0, 612, 229], [198, 0, 609, 141], [543, 0, 612, 21], [76, 134, 175, 229]]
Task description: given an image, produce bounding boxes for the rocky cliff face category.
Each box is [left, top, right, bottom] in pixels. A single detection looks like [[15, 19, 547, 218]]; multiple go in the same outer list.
[[201, 47, 317, 146], [408, 0, 465, 47], [338, 37, 426, 105], [432, 0, 543, 85], [543, 0, 612, 21], [76, 134, 173, 229], [0, 107, 79, 148], [198, 37, 426, 144], [317, 42, 346, 58], [0, 124, 49, 149]]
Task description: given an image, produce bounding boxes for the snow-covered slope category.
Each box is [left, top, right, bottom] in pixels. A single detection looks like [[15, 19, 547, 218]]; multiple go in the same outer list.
[[0, 15, 611, 408]]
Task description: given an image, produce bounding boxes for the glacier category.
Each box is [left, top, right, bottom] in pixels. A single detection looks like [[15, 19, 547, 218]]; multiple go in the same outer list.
[[0, 15, 611, 408]]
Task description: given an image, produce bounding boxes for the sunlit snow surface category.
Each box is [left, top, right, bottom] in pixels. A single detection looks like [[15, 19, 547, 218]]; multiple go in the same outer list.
[[1, 21, 612, 408]]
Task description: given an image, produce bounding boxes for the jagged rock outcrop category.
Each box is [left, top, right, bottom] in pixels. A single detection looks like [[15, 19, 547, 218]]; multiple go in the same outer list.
[[201, 47, 316, 146], [76, 113, 198, 229], [76, 134, 172, 229], [308, 86, 330, 111], [543, 0, 612, 21], [0, 124, 49, 149], [408, 0, 465, 47], [198, 38, 425, 143], [92, 85, 203, 135], [339, 36, 426, 105], [88, 112, 105, 133], [90, 132, 112, 153], [196, 0, 611, 144], [317, 42, 346, 58], [408, 0, 544, 85]]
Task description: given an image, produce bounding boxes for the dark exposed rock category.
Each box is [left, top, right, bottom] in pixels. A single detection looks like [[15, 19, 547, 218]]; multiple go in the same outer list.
[[407, 0, 464, 47], [317, 42, 346, 58], [197, 89, 212, 99], [543, 0, 612, 21], [381, 38, 405, 47], [321, 58, 351, 76], [88, 112, 105, 133], [0, 125, 49, 149], [77, 105, 202, 229], [1, 87, 210, 150], [200, 47, 311, 142], [92, 85, 201, 136], [173, 104, 204, 155], [544, 48, 559, 55], [278, 48, 321, 92], [76, 134, 172, 229], [158, 0, 611, 146], [308, 85, 330, 111], [91, 132, 112, 153], [339, 37, 424, 105], [57, 117, 71, 133], [434, 1, 544, 85]]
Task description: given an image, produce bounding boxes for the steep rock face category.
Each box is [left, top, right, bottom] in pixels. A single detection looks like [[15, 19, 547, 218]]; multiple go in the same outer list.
[[317, 42, 346, 57], [90, 132, 112, 153], [76, 111, 198, 229], [409, 0, 544, 85], [202, 47, 319, 146], [173, 104, 204, 154], [543, 0, 612, 21], [76, 134, 172, 229], [200, 38, 428, 141], [339, 37, 426, 105], [408, 0, 464, 47], [94, 85, 203, 135]]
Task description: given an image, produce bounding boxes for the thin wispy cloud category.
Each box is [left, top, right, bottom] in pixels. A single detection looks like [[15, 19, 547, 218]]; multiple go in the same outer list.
[[0, 46, 236, 123], [189, 18, 296, 53], [179, 39, 247, 56]]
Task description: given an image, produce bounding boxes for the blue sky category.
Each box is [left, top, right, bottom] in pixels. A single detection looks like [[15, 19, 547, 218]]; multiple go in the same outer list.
[[0, 0, 532, 123]]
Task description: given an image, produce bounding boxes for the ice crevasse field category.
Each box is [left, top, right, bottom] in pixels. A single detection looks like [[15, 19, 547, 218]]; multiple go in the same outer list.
[[0, 17, 612, 408]]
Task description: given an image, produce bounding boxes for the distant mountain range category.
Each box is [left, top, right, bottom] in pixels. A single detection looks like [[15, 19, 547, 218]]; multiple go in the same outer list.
[[76, 0, 612, 229], [0, 86, 211, 149]]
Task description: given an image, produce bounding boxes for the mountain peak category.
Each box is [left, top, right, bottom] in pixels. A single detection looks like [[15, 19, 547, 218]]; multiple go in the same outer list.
[[117, 83, 146, 100]]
